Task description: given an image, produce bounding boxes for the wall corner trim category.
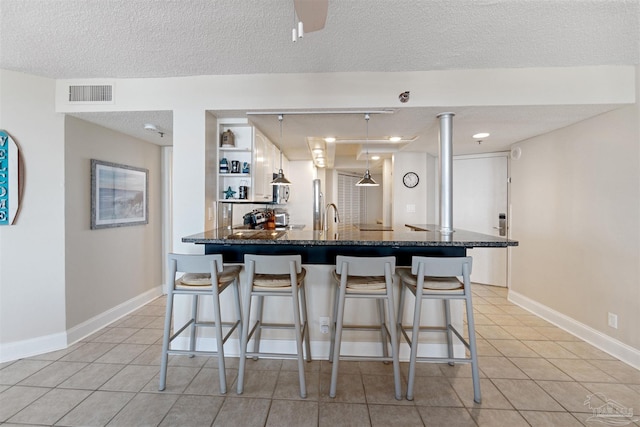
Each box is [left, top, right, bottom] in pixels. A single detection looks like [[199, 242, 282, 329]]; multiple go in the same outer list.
[[508, 290, 640, 370]]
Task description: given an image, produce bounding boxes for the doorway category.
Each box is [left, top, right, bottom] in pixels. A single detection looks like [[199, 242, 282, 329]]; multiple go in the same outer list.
[[453, 153, 510, 287]]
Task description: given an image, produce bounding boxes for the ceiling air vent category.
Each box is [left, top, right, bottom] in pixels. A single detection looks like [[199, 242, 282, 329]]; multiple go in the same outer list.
[[68, 85, 113, 103]]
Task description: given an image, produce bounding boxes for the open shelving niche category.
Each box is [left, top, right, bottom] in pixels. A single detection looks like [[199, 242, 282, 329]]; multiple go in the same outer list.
[[215, 118, 285, 228]]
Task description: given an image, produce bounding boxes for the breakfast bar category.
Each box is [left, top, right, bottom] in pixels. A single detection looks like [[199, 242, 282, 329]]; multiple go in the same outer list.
[[179, 225, 518, 362], [182, 224, 518, 264]]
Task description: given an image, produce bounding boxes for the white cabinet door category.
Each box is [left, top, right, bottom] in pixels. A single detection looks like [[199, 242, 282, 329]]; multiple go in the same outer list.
[[253, 130, 274, 202]]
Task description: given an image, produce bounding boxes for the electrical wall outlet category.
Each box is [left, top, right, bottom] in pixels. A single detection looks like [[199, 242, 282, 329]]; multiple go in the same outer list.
[[319, 316, 330, 334], [607, 312, 618, 329]]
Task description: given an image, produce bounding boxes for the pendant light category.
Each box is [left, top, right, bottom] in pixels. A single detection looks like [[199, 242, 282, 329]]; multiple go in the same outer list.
[[356, 113, 379, 187], [271, 114, 292, 186]]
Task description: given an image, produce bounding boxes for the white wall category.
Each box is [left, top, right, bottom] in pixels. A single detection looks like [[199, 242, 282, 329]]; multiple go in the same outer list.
[[509, 67, 640, 363], [392, 152, 430, 231], [64, 116, 163, 333], [0, 70, 67, 360], [172, 109, 207, 254]]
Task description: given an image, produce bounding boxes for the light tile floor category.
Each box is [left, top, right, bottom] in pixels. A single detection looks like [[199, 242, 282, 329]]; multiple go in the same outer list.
[[1, 284, 639, 426]]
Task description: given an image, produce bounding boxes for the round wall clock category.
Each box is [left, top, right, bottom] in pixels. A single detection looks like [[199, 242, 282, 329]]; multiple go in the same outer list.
[[402, 172, 419, 188]]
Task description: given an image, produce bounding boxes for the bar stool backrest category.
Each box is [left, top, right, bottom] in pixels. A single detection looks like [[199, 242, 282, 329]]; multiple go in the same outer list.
[[411, 256, 473, 280], [336, 255, 396, 277], [168, 253, 224, 276], [244, 254, 302, 275]]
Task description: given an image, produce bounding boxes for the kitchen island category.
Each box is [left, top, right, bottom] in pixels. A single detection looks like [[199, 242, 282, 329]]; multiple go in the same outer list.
[[179, 225, 517, 359], [182, 224, 518, 265]]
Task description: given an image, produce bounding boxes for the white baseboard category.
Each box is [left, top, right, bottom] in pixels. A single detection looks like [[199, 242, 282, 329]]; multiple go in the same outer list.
[[0, 331, 68, 363], [508, 290, 640, 370], [67, 286, 163, 345], [1, 286, 164, 363]]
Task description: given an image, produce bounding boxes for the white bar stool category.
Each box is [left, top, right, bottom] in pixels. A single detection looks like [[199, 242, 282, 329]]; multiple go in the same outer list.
[[329, 255, 402, 400], [397, 256, 481, 403], [159, 253, 242, 394], [236, 254, 311, 398]]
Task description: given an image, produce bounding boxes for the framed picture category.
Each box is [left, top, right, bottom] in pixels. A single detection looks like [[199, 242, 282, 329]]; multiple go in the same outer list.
[[91, 159, 148, 229]]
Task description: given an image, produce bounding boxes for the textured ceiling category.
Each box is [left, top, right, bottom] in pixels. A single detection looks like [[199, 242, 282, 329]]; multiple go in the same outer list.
[[2, 0, 638, 78], [1, 0, 639, 168]]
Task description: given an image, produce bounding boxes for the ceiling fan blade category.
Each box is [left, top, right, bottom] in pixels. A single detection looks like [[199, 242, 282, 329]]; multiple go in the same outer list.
[[294, 0, 328, 33]]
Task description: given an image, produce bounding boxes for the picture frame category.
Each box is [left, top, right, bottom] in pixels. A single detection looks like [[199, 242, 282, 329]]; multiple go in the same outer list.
[[91, 159, 148, 229]]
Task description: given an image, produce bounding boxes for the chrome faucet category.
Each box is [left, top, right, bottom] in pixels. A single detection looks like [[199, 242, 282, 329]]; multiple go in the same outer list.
[[324, 203, 341, 232]]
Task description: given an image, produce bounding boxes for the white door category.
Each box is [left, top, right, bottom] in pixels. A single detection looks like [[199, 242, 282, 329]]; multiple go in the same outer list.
[[453, 154, 509, 287]]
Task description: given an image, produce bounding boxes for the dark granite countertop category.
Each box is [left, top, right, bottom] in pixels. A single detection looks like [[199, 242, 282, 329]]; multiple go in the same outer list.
[[183, 224, 518, 248]]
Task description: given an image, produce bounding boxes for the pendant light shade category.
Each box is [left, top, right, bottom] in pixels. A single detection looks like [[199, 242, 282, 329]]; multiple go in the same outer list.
[[356, 169, 378, 186], [356, 113, 379, 187], [271, 115, 291, 186]]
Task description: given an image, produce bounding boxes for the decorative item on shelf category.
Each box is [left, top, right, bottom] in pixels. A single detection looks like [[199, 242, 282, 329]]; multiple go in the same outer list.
[[219, 157, 229, 174], [231, 160, 241, 173], [242, 162, 250, 174], [356, 113, 379, 186], [224, 186, 236, 199], [221, 129, 235, 147], [239, 180, 249, 200]]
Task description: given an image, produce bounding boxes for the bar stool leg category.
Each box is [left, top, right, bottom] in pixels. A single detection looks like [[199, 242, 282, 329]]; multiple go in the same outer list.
[[397, 281, 406, 337], [384, 264, 402, 400], [299, 281, 312, 362], [232, 277, 243, 348], [210, 280, 227, 394], [444, 300, 455, 365], [406, 264, 425, 401], [252, 295, 265, 359], [237, 262, 254, 395], [189, 295, 198, 354], [377, 299, 389, 360], [328, 280, 340, 363], [159, 286, 175, 391], [466, 292, 482, 403], [329, 274, 348, 398], [289, 263, 307, 398]]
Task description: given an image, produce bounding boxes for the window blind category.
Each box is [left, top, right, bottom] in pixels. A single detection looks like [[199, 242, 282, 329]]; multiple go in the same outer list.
[[338, 173, 367, 226]]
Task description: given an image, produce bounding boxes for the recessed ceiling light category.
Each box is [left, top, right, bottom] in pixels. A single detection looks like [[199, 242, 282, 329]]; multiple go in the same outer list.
[[473, 132, 490, 139], [389, 136, 402, 142], [371, 155, 380, 160], [324, 137, 336, 143]]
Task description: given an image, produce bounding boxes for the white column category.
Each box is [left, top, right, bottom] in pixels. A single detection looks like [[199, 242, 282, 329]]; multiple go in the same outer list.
[[172, 109, 207, 254], [437, 112, 455, 235]]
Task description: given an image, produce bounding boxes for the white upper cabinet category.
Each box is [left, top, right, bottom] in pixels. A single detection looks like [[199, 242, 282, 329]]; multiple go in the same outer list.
[[253, 129, 274, 202]]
